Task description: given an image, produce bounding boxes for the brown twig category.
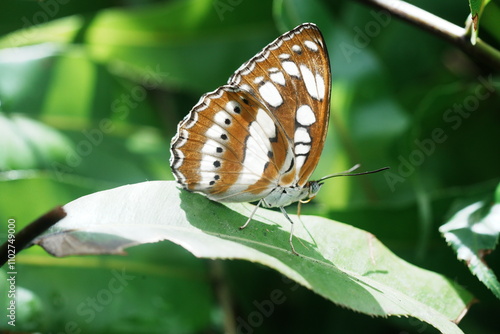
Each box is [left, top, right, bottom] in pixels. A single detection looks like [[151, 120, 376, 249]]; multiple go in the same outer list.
[[354, 0, 500, 70], [0, 206, 66, 267]]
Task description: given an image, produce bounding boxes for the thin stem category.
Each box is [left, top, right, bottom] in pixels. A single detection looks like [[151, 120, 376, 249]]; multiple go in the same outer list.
[[354, 0, 500, 70]]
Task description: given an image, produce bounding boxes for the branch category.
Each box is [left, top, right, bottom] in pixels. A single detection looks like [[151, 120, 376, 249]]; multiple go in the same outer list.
[[0, 206, 66, 267], [354, 0, 500, 70]]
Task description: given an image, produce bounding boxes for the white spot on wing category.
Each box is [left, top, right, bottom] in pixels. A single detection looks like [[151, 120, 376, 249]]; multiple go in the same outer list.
[[244, 133, 269, 173], [295, 155, 307, 171], [182, 111, 198, 128], [292, 45, 301, 53], [239, 84, 254, 94], [304, 40, 318, 52], [199, 155, 219, 171], [258, 50, 271, 61], [225, 100, 241, 113], [300, 64, 320, 100], [294, 127, 311, 143], [279, 53, 290, 60], [201, 139, 222, 155], [259, 82, 283, 108], [223, 117, 273, 195], [214, 110, 231, 126], [246, 109, 273, 155], [256, 108, 276, 139], [282, 61, 300, 77], [173, 129, 188, 149], [315, 73, 325, 100], [295, 143, 311, 155], [254, 76, 264, 84], [270, 71, 286, 86], [280, 150, 295, 175], [296, 105, 316, 126], [200, 171, 216, 186], [205, 125, 226, 140], [170, 149, 184, 169]]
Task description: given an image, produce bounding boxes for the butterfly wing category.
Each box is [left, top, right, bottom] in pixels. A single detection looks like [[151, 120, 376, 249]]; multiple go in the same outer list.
[[170, 86, 294, 202], [170, 23, 331, 203], [228, 23, 331, 187]]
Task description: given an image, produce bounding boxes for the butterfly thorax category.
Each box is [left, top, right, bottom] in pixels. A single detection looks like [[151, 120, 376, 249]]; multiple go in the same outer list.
[[261, 180, 323, 208]]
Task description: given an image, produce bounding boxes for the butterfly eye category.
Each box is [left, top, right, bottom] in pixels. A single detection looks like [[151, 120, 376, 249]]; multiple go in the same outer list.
[[309, 181, 323, 198]]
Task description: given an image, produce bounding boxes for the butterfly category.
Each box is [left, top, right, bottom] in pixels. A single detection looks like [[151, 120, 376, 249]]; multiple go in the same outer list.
[[170, 23, 387, 254]]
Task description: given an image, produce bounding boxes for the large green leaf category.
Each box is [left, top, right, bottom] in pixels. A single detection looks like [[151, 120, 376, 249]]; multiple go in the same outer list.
[[32, 181, 472, 333]]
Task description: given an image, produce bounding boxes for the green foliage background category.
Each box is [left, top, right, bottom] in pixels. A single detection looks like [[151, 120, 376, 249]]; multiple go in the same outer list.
[[0, 0, 499, 333]]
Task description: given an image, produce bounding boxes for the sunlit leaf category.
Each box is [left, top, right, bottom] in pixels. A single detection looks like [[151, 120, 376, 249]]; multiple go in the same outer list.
[[440, 188, 500, 300], [33, 181, 472, 333]]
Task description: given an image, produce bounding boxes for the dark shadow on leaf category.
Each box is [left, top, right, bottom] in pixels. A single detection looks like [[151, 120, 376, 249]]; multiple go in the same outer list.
[[178, 189, 318, 256], [177, 189, 388, 315]]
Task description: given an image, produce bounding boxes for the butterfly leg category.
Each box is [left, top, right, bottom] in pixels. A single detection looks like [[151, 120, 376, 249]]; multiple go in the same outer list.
[[240, 199, 263, 230], [279, 207, 298, 256]]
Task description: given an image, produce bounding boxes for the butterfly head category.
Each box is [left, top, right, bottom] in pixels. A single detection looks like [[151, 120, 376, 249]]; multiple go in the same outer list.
[[300, 180, 324, 204], [301, 164, 390, 204]]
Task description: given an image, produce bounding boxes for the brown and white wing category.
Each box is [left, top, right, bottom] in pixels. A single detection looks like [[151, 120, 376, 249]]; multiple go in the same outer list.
[[228, 23, 331, 187]]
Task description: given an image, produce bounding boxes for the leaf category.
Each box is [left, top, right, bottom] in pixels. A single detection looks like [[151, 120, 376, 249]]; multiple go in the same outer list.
[[440, 189, 500, 300], [468, 0, 491, 44], [32, 181, 472, 333], [0, 113, 73, 170]]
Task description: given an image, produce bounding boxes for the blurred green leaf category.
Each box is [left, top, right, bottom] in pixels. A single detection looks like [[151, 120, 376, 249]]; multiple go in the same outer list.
[[0, 0, 277, 93], [0, 44, 159, 126], [481, 0, 500, 44], [0, 242, 213, 333], [0, 113, 73, 171], [0, 16, 84, 48], [440, 186, 500, 299], [84, 0, 276, 92], [0, 43, 167, 184], [0, 270, 43, 331]]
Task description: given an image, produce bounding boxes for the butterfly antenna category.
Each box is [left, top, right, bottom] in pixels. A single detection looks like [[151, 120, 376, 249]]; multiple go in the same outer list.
[[318, 165, 390, 183]]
